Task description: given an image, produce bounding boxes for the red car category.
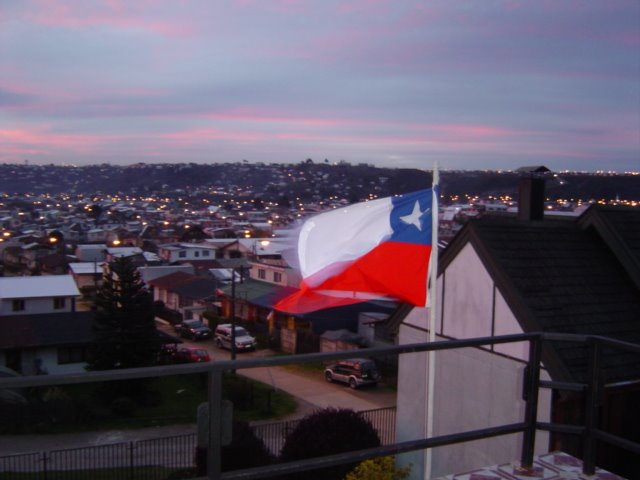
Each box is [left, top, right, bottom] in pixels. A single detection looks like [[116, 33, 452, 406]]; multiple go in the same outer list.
[[173, 347, 211, 363]]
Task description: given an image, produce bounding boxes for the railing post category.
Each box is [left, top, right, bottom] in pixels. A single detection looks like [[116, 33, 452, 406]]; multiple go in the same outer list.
[[520, 335, 542, 470], [208, 369, 223, 479], [583, 337, 601, 475], [42, 452, 48, 480], [129, 441, 135, 480]]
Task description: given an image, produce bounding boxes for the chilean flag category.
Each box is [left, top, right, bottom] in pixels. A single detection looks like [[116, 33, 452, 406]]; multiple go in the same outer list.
[[274, 188, 436, 314]]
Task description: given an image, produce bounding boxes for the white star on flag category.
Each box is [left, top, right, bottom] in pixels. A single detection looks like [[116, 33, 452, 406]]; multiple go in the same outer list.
[[400, 201, 430, 231]]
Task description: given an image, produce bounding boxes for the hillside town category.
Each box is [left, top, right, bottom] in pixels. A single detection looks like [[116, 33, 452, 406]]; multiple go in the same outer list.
[[0, 164, 639, 479]]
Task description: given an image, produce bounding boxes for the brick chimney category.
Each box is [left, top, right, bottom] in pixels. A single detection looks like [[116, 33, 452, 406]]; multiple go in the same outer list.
[[516, 166, 550, 221]]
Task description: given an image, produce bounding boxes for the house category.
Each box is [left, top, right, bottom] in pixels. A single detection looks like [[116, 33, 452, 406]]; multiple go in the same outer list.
[[158, 243, 221, 263], [75, 244, 107, 263], [0, 311, 95, 375], [0, 275, 85, 375], [147, 272, 218, 323], [395, 176, 640, 479], [68, 262, 104, 293], [0, 275, 80, 316]]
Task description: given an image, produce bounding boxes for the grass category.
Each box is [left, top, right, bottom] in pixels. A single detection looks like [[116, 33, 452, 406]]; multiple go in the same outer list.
[[3, 373, 297, 434], [273, 352, 326, 376]]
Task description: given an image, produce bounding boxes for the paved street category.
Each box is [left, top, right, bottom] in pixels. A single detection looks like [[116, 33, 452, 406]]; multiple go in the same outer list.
[[0, 321, 396, 456]]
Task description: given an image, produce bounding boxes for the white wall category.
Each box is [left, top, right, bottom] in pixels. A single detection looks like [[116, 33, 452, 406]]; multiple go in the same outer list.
[[441, 243, 494, 339], [41, 348, 88, 375], [395, 242, 552, 479], [0, 296, 75, 316]]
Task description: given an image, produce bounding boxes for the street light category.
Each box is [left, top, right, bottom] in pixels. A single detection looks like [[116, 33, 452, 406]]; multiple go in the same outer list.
[[230, 265, 245, 363]]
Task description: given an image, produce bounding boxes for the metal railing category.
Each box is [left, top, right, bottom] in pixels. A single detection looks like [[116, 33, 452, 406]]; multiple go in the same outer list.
[[1, 332, 639, 479], [0, 408, 396, 478]]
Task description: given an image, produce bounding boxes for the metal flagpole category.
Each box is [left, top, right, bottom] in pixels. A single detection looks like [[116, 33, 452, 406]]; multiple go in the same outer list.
[[424, 163, 439, 479]]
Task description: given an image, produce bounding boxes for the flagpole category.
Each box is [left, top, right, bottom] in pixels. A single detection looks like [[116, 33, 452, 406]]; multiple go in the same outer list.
[[424, 163, 439, 479]]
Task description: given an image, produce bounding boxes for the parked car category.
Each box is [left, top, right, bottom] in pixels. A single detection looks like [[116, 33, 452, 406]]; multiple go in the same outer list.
[[324, 358, 381, 389], [214, 323, 257, 352], [175, 319, 213, 340], [173, 347, 211, 363]]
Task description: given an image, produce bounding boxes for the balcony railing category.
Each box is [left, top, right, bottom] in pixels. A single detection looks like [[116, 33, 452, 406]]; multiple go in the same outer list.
[[1, 332, 639, 479]]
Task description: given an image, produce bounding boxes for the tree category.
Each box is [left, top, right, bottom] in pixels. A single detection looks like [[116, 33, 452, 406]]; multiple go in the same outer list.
[[278, 408, 381, 480], [87, 256, 160, 370]]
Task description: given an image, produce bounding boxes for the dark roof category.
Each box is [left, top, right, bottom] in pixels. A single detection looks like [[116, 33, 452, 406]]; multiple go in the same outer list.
[[147, 271, 196, 289], [172, 277, 218, 300], [440, 206, 640, 384], [0, 312, 181, 350], [0, 312, 95, 349], [219, 278, 290, 304], [578, 205, 640, 290]]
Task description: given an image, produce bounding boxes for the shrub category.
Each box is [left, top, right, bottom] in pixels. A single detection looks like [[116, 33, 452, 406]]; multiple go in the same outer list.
[[195, 420, 274, 475], [278, 407, 380, 480], [344, 456, 411, 480]]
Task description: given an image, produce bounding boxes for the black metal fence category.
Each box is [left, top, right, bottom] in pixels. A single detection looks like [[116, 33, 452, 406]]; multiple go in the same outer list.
[[0, 408, 395, 479], [0, 434, 196, 480]]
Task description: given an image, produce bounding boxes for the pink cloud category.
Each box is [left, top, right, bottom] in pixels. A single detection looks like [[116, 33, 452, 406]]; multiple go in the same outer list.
[[0, 127, 106, 160], [16, 0, 196, 38], [197, 108, 361, 128]]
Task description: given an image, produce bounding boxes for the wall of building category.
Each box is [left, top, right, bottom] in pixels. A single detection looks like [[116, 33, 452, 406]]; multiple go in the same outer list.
[[39, 348, 88, 375], [395, 242, 551, 479], [0, 296, 74, 316]]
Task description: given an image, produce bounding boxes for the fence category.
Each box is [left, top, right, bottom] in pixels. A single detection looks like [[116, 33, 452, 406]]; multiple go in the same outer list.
[[3, 334, 638, 479], [0, 407, 395, 479], [0, 434, 196, 480], [252, 406, 396, 455]]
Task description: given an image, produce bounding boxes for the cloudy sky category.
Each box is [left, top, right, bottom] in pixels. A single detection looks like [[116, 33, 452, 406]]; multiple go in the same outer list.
[[1, 1, 639, 172]]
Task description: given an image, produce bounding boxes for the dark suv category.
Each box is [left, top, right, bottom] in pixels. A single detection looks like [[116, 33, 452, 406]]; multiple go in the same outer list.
[[324, 358, 381, 389], [175, 319, 212, 340]]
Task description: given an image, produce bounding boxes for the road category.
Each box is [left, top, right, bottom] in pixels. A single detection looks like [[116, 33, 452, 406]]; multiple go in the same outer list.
[[0, 321, 396, 456]]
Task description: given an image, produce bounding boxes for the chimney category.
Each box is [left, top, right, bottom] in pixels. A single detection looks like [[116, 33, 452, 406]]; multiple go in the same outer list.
[[516, 166, 550, 221]]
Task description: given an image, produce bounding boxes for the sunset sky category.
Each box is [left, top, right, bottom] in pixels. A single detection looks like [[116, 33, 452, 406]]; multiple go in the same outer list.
[[1, 1, 639, 171]]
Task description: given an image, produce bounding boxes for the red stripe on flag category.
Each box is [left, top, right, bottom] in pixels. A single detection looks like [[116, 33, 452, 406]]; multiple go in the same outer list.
[[274, 242, 432, 314]]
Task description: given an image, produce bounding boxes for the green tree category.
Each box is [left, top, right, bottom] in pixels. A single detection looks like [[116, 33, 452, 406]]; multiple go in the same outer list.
[[88, 256, 160, 370]]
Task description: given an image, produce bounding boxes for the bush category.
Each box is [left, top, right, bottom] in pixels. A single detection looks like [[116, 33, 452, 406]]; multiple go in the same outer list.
[[195, 420, 274, 475], [344, 456, 411, 480], [278, 408, 381, 480]]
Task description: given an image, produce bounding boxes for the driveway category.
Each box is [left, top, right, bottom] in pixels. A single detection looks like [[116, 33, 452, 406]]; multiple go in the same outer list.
[[161, 320, 397, 415]]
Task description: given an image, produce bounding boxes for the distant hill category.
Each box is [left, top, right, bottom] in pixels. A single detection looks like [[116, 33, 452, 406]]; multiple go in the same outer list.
[[0, 162, 637, 202]]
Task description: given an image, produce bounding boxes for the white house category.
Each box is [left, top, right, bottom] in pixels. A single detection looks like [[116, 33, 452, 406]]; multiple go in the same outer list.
[[395, 201, 640, 479], [0, 275, 80, 316], [158, 243, 220, 263]]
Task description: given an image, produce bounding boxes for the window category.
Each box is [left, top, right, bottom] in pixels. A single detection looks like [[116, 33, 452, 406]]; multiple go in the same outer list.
[[195, 251, 200, 258], [53, 297, 66, 310], [273, 272, 282, 283], [258, 269, 266, 280], [179, 251, 186, 258], [202, 250, 210, 257], [12, 299, 25, 312], [58, 347, 87, 364]]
